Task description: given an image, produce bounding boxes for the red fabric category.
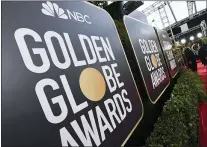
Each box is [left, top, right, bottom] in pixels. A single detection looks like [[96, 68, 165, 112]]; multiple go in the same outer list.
[[197, 61, 207, 147], [199, 103, 207, 147], [197, 62, 207, 92]]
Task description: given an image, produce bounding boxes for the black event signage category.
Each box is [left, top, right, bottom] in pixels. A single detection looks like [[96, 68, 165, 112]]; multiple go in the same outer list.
[[128, 10, 148, 24], [124, 16, 170, 104], [2, 1, 143, 147], [155, 28, 179, 78]]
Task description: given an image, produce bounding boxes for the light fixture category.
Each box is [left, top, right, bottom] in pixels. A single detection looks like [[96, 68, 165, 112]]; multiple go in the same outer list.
[[181, 39, 186, 44], [190, 36, 194, 41], [197, 32, 202, 38]]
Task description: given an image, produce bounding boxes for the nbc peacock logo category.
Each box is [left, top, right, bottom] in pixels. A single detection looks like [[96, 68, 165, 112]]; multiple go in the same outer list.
[[41, 1, 68, 19], [41, 1, 92, 24]]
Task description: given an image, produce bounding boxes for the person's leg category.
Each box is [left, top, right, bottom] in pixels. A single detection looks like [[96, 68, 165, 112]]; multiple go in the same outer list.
[[188, 63, 193, 71], [192, 61, 197, 72], [195, 62, 197, 72]]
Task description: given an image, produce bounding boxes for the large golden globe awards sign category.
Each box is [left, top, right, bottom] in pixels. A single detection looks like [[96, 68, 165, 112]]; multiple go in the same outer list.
[[124, 16, 170, 104], [2, 2, 143, 146], [155, 28, 179, 78]]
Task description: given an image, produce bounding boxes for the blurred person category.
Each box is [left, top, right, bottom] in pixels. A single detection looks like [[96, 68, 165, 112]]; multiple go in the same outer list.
[[182, 47, 187, 66], [184, 44, 197, 72], [198, 40, 207, 65], [191, 43, 199, 55]]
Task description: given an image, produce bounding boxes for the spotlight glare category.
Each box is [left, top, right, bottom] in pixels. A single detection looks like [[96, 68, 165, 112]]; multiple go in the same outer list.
[[197, 32, 202, 38], [181, 39, 186, 44], [190, 36, 194, 41]]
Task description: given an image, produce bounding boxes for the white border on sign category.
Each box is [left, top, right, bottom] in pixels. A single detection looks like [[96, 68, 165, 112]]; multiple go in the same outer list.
[[172, 67, 179, 78], [123, 15, 170, 104], [0, 0, 2, 146], [84, 2, 144, 146]]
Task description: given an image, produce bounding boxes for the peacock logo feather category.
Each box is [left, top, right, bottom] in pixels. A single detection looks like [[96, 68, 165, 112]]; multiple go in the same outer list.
[[41, 1, 68, 19]]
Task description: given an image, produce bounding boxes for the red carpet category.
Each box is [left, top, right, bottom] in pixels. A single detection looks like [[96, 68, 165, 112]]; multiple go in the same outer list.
[[197, 61, 207, 147], [197, 61, 207, 92]]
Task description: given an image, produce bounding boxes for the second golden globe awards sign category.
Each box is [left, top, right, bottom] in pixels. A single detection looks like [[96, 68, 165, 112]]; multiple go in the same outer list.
[[155, 28, 179, 78], [124, 16, 170, 104], [2, 2, 143, 147]]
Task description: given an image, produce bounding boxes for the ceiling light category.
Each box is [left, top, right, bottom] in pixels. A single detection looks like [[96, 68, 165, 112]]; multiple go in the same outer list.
[[190, 36, 194, 41], [197, 33, 202, 38], [181, 39, 186, 44]]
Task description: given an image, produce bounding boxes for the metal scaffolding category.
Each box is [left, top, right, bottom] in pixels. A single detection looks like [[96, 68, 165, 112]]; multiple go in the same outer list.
[[141, 1, 177, 22], [201, 20, 207, 36], [142, 1, 170, 16], [158, 5, 169, 28], [174, 25, 201, 39], [167, 2, 177, 22], [141, 1, 207, 42], [142, 1, 207, 30], [142, 1, 176, 42], [187, 1, 194, 18], [165, 8, 207, 30], [194, 1, 197, 13]]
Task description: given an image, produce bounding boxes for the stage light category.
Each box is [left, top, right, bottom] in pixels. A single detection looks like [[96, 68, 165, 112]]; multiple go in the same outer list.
[[190, 36, 194, 41], [197, 32, 202, 38], [181, 39, 186, 44]]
